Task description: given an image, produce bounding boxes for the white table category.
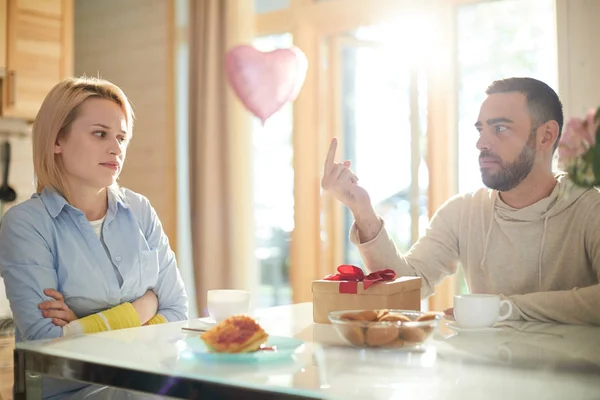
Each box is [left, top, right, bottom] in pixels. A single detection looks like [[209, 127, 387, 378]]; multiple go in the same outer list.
[[14, 303, 600, 399]]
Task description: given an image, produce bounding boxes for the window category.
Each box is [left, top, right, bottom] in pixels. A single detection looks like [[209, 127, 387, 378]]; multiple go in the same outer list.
[[457, 0, 558, 194], [174, 0, 197, 318], [254, 0, 289, 14], [455, 0, 557, 293], [252, 33, 295, 307], [327, 24, 431, 267], [251, 0, 560, 309]]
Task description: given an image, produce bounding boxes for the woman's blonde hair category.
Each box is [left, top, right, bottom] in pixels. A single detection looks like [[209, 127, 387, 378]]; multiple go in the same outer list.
[[32, 76, 134, 202]]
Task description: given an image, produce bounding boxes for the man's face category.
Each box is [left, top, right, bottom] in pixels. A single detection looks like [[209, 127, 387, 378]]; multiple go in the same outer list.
[[475, 92, 538, 191]]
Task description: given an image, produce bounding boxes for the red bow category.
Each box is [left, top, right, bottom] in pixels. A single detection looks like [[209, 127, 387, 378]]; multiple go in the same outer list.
[[323, 264, 396, 293]]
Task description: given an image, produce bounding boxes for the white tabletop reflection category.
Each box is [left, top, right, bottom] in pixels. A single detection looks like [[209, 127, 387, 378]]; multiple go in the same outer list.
[[16, 303, 600, 400]]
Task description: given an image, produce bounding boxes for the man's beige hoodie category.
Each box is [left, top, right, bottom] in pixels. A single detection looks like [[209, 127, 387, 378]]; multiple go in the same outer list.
[[350, 174, 600, 325]]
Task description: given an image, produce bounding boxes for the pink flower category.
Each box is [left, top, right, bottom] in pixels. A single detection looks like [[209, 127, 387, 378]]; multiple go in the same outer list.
[[583, 108, 598, 147], [560, 106, 600, 187], [558, 117, 590, 162]]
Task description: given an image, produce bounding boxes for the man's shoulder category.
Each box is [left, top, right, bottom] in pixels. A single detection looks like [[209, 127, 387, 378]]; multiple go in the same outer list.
[[567, 188, 600, 235], [575, 186, 600, 211], [438, 187, 493, 212], [581, 186, 600, 201]]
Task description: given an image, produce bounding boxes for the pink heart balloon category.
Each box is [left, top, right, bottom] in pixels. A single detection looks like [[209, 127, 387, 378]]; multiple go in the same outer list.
[[225, 45, 308, 125]]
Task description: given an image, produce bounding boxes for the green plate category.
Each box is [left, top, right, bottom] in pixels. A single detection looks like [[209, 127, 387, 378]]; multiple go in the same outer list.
[[183, 336, 306, 363]]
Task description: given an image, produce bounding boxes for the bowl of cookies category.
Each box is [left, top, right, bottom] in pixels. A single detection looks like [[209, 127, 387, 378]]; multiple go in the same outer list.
[[328, 309, 440, 350]]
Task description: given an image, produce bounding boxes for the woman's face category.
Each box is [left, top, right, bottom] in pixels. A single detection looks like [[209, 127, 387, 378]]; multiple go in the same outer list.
[[54, 97, 130, 192]]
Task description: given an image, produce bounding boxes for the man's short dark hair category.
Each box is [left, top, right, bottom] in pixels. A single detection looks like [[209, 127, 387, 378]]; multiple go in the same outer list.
[[486, 77, 564, 150]]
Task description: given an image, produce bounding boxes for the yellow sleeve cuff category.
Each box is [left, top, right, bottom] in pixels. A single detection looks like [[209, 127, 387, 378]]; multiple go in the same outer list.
[[101, 302, 142, 330], [62, 302, 141, 337], [69, 313, 107, 335], [145, 314, 168, 325]]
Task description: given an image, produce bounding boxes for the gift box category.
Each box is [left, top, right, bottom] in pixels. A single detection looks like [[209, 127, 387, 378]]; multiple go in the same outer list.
[[312, 265, 421, 324]]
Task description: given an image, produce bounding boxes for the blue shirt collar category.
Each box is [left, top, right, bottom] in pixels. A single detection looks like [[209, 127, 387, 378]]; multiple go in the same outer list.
[[38, 187, 130, 219]]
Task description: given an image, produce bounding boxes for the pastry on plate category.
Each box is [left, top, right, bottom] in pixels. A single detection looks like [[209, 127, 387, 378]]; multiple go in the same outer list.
[[200, 315, 268, 353]]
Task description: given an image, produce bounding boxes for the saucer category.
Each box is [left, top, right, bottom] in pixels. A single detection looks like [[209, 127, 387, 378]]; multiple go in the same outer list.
[[445, 321, 503, 334], [183, 336, 306, 363]]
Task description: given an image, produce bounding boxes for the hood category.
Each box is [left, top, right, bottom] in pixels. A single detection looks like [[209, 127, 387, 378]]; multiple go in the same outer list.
[[494, 173, 589, 222], [480, 173, 591, 290]]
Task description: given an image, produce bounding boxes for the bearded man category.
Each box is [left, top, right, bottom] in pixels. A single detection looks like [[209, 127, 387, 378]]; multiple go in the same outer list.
[[321, 77, 600, 325]]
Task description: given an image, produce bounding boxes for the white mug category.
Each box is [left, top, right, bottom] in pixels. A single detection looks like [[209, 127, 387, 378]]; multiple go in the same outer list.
[[207, 289, 251, 322], [453, 294, 512, 329]]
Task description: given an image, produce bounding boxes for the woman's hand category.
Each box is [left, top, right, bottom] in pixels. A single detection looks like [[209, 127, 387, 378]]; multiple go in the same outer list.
[[38, 289, 78, 326]]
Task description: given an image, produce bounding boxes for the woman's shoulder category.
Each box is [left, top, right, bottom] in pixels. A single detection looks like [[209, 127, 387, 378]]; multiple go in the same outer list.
[[0, 195, 56, 247], [3, 194, 52, 225], [113, 187, 161, 238], [114, 187, 152, 210], [112, 187, 157, 231]]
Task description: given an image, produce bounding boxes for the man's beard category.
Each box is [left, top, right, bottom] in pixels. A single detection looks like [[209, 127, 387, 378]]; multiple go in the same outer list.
[[480, 130, 537, 192]]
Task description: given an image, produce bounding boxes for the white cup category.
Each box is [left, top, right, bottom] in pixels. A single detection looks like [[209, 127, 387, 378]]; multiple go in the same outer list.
[[453, 294, 512, 329], [207, 289, 251, 322]]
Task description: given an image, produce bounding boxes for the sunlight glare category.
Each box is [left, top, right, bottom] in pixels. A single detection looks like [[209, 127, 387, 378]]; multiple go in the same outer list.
[[355, 12, 438, 67]]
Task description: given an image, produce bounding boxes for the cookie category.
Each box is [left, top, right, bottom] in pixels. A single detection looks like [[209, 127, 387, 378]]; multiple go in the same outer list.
[[379, 313, 411, 323], [343, 326, 365, 346], [339, 312, 360, 321], [376, 309, 390, 320], [356, 310, 379, 322], [416, 313, 437, 322], [339, 310, 378, 322], [365, 325, 399, 347], [387, 337, 406, 348], [399, 326, 428, 343]]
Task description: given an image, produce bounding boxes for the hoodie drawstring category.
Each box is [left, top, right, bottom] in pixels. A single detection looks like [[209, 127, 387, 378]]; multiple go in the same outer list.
[[481, 193, 550, 288], [480, 194, 497, 269], [538, 216, 549, 290]]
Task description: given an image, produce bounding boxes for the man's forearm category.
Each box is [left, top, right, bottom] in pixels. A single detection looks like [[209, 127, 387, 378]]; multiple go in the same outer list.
[[507, 284, 600, 325], [351, 205, 382, 243]]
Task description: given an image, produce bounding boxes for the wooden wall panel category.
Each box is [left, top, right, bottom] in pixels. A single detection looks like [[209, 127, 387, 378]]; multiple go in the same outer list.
[[0, 118, 34, 211], [556, 0, 600, 118], [73, 0, 177, 247]]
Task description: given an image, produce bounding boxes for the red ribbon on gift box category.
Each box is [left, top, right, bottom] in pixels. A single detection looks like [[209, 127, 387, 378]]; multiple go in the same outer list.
[[323, 264, 396, 293]]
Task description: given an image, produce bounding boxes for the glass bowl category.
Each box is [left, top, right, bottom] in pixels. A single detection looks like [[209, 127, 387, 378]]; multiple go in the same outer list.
[[328, 309, 441, 349]]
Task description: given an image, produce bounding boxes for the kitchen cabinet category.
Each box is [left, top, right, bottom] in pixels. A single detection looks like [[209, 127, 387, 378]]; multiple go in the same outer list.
[[0, 334, 13, 400], [2, 0, 73, 120]]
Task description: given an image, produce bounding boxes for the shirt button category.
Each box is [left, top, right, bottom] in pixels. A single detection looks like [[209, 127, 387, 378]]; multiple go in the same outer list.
[[115, 256, 122, 262]]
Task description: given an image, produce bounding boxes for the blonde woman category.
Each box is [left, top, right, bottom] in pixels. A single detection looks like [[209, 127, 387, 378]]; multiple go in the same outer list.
[[0, 77, 188, 399]]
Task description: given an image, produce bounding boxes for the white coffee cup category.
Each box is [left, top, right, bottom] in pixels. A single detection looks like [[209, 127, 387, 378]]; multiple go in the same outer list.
[[453, 294, 512, 329], [207, 289, 251, 322]]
